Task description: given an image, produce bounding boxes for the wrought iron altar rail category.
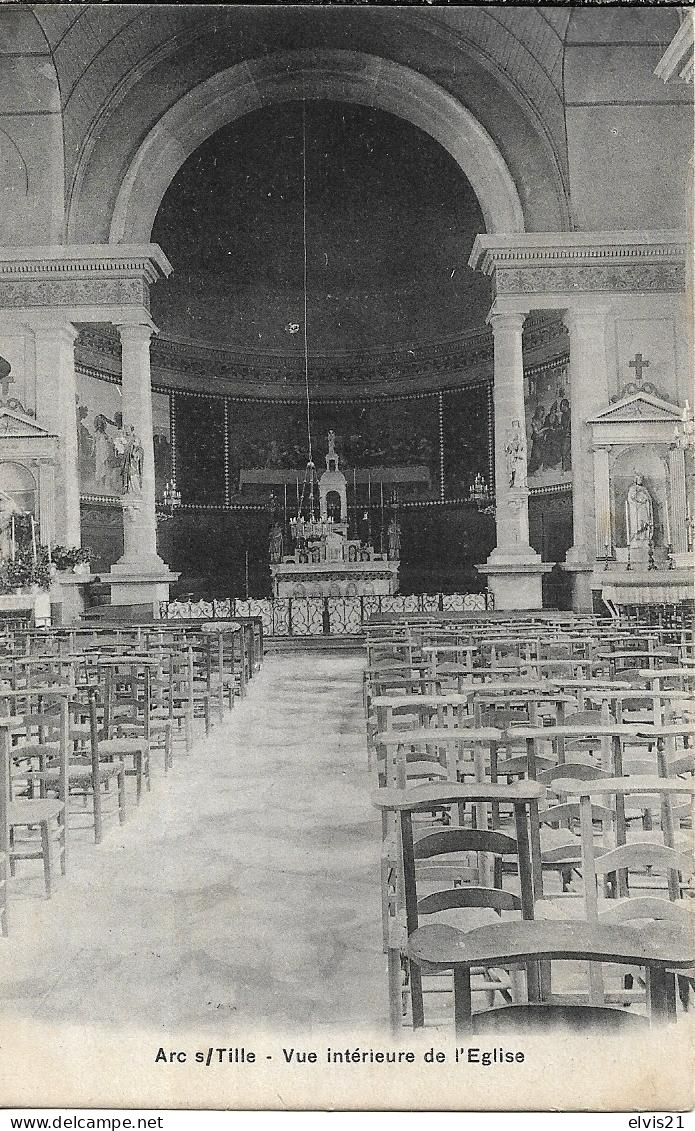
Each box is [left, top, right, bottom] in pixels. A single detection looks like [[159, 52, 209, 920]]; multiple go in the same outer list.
[[159, 592, 493, 636]]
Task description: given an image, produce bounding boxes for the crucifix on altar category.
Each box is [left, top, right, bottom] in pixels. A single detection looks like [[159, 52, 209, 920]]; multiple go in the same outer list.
[[263, 431, 402, 597]]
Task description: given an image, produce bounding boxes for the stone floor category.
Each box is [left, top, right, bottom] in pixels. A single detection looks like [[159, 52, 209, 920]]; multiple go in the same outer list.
[[0, 650, 390, 1037]]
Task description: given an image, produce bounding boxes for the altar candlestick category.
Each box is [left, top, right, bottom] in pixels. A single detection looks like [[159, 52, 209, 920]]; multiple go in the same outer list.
[[31, 517, 37, 564], [10, 515, 15, 561], [353, 467, 357, 537], [296, 475, 300, 516], [380, 478, 384, 554], [367, 472, 372, 542], [283, 482, 287, 526]]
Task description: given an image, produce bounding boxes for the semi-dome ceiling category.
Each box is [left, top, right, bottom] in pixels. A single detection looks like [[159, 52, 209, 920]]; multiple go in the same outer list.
[[150, 100, 491, 354]]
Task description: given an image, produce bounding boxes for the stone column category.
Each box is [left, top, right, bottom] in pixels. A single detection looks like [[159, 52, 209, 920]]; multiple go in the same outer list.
[[32, 322, 81, 546], [481, 312, 546, 609], [564, 309, 610, 609], [668, 444, 688, 554], [113, 321, 164, 572]]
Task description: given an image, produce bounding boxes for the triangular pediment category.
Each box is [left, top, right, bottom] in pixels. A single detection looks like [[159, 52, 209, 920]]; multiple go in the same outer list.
[[0, 408, 56, 439], [588, 391, 683, 425]]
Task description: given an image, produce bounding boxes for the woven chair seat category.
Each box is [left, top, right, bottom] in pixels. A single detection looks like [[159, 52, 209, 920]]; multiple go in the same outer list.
[[9, 798, 63, 824]]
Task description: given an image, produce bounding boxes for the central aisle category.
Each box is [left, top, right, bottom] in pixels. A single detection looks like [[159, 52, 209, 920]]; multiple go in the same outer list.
[[0, 650, 388, 1037]]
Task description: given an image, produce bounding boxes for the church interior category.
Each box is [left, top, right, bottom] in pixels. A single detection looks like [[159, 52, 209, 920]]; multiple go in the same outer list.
[[0, 3, 694, 1107]]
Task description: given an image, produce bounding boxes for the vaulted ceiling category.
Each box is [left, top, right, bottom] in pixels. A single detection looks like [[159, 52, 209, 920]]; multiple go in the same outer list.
[[150, 99, 491, 352]]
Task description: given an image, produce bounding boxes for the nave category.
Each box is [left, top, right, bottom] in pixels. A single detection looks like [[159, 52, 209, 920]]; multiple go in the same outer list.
[[0, 650, 388, 1035]]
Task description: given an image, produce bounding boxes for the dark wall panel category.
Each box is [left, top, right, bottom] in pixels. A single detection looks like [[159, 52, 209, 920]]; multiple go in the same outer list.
[[175, 394, 225, 505], [442, 383, 492, 498]]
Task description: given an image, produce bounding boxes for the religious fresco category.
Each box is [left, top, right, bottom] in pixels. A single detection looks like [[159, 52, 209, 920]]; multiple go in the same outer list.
[[523, 359, 572, 491], [225, 395, 441, 503], [76, 373, 172, 500], [76, 372, 123, 497]]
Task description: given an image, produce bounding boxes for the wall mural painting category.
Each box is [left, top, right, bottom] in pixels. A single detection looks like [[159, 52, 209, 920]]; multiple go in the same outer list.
[[524, 360, 572, 491], [76, 372, 124, 497], [226, 396, 441, 504], [76, 374, 172, 501]]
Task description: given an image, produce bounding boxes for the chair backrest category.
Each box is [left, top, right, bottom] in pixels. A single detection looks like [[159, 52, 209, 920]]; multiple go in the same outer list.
[[408, 827, 523, 924]]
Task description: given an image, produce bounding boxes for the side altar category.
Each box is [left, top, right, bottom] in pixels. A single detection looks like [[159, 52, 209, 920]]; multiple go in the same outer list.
[[585, 386, 695, 613], [268, 434, 400, 598]]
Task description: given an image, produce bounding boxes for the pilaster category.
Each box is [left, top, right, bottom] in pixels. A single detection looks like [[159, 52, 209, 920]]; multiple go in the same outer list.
[[32, 321, 80, 547]]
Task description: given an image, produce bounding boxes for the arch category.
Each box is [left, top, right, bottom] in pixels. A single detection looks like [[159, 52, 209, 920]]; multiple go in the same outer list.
[[107, 49, 525, 244], [0, 461, 38, 515]]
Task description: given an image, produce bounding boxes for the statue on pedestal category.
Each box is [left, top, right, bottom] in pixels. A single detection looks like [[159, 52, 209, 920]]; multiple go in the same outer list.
[[387, 515, 401, 560], [115, 425, 144, 495], [504, 419, 527, 489], [269, 521, 284, 564], [625, 473, 654, 544]]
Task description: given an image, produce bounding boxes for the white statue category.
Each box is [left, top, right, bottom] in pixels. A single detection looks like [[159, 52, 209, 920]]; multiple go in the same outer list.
[[504, 419, 527, 489], [115, 424, 144, 495], [327, 430, 336, 457], [625, 473, 654, 544]]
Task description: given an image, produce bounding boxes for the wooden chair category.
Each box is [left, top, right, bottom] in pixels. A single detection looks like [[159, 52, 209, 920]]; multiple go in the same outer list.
[[0, 696, 68, 898], [373, 780, 544, 1032], [96, 661, 153, 795], [407, 919, 695, 1033], [386, 824, 528, 1032], [30, 690, 127, 844]]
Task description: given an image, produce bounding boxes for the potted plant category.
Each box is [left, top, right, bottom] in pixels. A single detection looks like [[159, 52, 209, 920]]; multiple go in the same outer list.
[[0, 546, 52, 595], [51, 545, 92, 574]]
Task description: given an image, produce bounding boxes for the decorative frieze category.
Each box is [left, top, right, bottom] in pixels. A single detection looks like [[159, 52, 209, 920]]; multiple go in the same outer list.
[[75, 316, 568, 398], [0, 278, 150, 310], [470, 232, 688, 301], [495, 263, 684, 297], [0, 244, 171, 313]]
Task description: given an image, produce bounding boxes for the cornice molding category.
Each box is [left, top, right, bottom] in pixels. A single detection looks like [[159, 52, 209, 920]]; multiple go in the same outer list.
[[75, 317, 568, 398], [469, 232, 687, 298], [0, 244, 172, 282], [0, 244, 171, 311]]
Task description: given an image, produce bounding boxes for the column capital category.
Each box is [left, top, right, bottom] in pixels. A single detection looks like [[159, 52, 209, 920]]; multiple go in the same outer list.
[[564, 307, 609, 333], [30, 320, 78, 345], [487, 311, 526, 335], [116, 320, 156, 345]]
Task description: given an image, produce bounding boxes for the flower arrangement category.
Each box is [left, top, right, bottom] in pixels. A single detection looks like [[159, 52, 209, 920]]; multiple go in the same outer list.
[[0, 545, 52, 594], [50, 545, 92, 571]]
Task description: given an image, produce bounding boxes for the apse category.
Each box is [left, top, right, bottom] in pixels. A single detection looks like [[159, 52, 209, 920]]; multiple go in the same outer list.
[[151, 100, 491, 355]]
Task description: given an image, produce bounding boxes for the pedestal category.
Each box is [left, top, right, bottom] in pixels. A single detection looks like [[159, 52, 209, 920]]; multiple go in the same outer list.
[[562, 553, 595, 612], [478, 547, 550, 610], [108, 496, 177, 616], [107, 565, 179, 617]]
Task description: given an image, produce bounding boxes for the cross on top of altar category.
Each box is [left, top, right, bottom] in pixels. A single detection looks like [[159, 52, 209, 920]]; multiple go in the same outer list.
[[629, 352, 650, 382]]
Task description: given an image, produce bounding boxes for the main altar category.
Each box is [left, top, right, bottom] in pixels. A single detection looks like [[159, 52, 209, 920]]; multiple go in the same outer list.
[[268, 434, 400, 598]]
